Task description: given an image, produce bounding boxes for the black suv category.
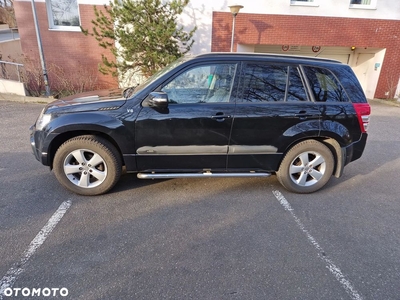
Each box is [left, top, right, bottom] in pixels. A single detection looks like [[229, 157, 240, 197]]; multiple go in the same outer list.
[[30, 53, 371, 195]]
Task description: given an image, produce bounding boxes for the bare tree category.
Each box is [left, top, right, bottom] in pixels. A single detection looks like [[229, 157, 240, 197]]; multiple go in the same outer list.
[[0, 0, 17, 28]]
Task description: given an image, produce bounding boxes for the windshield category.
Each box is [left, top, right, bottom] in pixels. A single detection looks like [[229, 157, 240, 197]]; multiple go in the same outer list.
[[130, 56, 192, 95]]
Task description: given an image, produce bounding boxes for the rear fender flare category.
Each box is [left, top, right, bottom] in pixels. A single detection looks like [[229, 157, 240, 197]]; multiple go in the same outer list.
[[320, 120, 352, 146]]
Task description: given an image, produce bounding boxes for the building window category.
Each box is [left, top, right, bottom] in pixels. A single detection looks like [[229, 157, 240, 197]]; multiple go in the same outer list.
[[290, 0, 319, 7], [46, 0, 81, 30], [349, 0, 377, 9], [350, 0, 370, 4]]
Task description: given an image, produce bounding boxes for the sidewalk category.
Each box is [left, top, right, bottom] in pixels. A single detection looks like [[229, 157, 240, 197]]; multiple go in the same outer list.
[[0, 93, 53, 104], [369, 98, 400, 107]]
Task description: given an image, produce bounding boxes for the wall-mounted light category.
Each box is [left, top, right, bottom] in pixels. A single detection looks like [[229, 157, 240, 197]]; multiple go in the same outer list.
[[351, 46, 356, 51], [229, 4, 244, 52]]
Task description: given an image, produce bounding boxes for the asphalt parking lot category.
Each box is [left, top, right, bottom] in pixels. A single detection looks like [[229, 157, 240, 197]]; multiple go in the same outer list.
[[0, 100, 399, 299]]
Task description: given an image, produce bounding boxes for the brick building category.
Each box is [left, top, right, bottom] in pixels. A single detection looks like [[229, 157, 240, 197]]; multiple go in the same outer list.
[[13, 0, 400, 99], [14, 0, 116, 91]]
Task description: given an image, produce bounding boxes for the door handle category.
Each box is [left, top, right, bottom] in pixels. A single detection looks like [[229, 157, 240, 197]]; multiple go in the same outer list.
[[211, 112, 231, 121], [295, 110, 317, 120]]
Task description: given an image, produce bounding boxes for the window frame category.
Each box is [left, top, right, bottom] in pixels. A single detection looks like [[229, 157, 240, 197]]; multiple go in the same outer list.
[[45, 0, 82, 32], [290, 0, 319, 7], [349, 0, 377, 10]]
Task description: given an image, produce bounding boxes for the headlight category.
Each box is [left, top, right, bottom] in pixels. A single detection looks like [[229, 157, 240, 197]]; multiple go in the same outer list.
[[36, 109, 52, 131]]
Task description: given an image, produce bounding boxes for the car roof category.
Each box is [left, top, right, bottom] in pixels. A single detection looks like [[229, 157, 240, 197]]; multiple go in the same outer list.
[[191, 52, 343, 65]]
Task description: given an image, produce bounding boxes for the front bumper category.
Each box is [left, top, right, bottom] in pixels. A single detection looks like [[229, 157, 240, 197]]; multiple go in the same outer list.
[[30, 124, 49, 166]]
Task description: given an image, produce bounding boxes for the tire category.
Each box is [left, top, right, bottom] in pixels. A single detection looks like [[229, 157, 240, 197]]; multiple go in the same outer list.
[[53, 135, 122, 196], [276, 140, 334, 194]]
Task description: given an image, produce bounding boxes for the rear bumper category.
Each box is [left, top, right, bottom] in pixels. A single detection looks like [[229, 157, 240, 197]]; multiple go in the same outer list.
[[345, 133, 368, 164]]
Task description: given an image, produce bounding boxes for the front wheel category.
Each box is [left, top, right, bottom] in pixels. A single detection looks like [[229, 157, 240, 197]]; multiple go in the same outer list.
[[53, 135, 122, 196], [276, 140, 334, 194]]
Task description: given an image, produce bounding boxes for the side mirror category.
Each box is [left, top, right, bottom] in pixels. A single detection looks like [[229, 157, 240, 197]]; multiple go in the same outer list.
[[148, 92, 168, 108]]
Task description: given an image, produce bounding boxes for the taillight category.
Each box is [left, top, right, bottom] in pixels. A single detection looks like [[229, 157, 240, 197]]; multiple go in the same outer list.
[[353, 103, 371, 133]]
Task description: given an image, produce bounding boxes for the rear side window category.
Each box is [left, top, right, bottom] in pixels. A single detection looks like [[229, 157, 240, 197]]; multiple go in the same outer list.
[[303, 66, 349, 102], [240, 63, 308, 102], [330, 65, 367, 103]]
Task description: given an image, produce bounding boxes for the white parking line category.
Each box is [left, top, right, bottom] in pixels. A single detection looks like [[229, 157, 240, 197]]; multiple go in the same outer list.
[[0, 200, 72, 299], [272, 190, 363, 300]]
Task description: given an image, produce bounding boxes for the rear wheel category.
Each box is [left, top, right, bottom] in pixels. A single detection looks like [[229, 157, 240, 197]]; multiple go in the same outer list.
[[276, 140, 334, 193], [53, 135, 122, 196]]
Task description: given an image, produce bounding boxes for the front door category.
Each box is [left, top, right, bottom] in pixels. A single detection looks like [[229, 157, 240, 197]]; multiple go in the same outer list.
[[135, 62, 238, 171]]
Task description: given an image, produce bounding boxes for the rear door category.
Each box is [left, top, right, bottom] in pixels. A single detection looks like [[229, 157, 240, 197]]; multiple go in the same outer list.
[[228, 62, 321, 171]]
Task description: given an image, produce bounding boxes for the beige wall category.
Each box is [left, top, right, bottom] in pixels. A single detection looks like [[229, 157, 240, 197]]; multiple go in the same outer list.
[[0, 39, 23, 82], [0, 39, 22, 61], [0, 78, 25, 95]]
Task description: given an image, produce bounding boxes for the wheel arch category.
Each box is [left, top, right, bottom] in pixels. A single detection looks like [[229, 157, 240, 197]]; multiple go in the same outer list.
[[280, 136, 344, 178], [319, 137, 344, 178], [48, 130, 124, 169]]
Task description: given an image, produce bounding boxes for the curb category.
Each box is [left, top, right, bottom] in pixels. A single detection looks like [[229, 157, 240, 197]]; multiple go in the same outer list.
[[368, 98, 400, 107], [0, 93, 54, 104]]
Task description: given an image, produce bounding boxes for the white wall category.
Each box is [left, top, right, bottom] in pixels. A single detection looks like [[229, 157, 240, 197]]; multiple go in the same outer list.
[[0, 79, 26, 96], [220, 0, 400, 19]]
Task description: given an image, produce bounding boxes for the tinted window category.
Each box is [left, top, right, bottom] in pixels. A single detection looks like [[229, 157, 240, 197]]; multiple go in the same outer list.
[[240, 64, 308, 102], [241, 64, 287, 102], [329, 65, 366, 103], [161, 63, 236, 104], [303, 66, 349, 102]]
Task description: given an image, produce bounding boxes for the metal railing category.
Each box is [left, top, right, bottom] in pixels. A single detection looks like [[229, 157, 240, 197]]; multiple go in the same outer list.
[[0, 27, 19, 40], [0, 60, 24, 82], [9, 27, 19, 40]]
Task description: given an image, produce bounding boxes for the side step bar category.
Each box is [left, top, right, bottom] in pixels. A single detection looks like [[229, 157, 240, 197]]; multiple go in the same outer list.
[[137, 172, 271, 179]]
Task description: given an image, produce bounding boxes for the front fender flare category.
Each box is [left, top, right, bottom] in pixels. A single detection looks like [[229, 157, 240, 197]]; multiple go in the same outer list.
[[43, 112, 135, 167]]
